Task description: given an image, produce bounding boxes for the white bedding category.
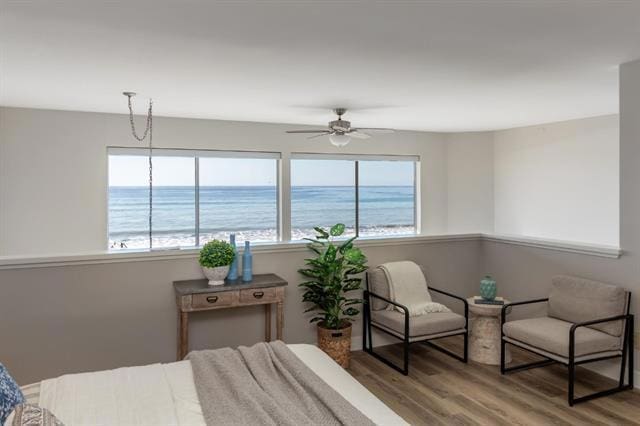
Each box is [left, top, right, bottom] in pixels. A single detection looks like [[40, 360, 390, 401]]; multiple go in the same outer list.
[[15, 344, 406, 426]]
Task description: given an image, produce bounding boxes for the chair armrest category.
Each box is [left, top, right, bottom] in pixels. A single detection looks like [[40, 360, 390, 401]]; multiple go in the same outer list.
[[569, 314, 632, 334], [365, 291, 410, 317], [501, 298, 549, 330], [364, 290, 410, 337], [428, 287, 469, 324], [429, 286, 466, 304], [569, 314, 633, 359]]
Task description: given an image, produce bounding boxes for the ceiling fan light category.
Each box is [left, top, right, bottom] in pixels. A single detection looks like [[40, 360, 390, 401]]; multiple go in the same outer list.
[[329, 133, 351, 147]]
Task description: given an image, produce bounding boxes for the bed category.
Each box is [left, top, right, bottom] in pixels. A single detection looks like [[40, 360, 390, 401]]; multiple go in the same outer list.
[[7, 344, 406, 426]]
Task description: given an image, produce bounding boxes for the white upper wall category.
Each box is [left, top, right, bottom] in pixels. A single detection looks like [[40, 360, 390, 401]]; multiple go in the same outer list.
[[446, 133, 494, 234], [0, 107, 449, 256], [0, 107, 621, 256], [493, 115, 619, 246]]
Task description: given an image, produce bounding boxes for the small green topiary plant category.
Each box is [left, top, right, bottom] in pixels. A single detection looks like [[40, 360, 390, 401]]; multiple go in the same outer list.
[[199, 239, 235, 268]]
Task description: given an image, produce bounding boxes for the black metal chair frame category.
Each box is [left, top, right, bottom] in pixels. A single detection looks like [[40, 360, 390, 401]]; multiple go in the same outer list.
[[500, 296, 634, 406], [362, 274, 469, 375]]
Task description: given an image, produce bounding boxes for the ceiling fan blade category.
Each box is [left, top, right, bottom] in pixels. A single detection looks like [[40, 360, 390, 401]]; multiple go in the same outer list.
[[307, 132, 331, 139], [352, 128, 395, 134], [286, 130, 330, 133], [348, 131, 371, 139]]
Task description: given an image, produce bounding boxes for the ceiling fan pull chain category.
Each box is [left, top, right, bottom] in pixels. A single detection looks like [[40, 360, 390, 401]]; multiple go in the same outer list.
[[125, 93, 154, 249], [127, 96, 152, 141]]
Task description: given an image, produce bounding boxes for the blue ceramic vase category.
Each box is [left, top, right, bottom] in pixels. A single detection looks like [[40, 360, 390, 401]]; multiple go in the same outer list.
[[242, 240, 253, 282], [480, 275, 497, 301], [227, 234, 238, 281]]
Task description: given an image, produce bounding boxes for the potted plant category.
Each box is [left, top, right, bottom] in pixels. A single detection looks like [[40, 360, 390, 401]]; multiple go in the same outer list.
[[199, 239, 235, 285], [298, 223, 368, 368]]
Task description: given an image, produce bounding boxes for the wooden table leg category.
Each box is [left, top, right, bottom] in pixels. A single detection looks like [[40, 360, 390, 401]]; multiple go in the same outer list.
[[179, 312, 189, 361], [265, 304, 272, 342], [276, 301, 284, 341]]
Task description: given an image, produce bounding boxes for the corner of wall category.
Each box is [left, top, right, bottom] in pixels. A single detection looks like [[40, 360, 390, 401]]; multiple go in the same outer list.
[[444, 131, 495, 234]]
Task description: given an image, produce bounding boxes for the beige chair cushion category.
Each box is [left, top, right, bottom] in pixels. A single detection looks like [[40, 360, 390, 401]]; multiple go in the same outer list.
[[548, 275, 628, 336], [371, 309, 466, 338], [503, 316, 621, 358], [367, 265, 429, 311]]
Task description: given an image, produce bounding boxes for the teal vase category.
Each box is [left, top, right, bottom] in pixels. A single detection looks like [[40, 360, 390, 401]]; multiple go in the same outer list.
[[242, 241, 253, 282], [480, 275, 497, 301], [227, 234, 238, 281]]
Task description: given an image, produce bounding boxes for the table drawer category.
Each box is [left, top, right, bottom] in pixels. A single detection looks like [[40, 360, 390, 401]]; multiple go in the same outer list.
[[192, 291, 236, 309], [240, 287, 279, 304]]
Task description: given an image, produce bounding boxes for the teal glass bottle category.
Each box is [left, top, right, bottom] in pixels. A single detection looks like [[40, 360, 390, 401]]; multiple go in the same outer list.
[[227, 234, 238, 281], [480, 275, 497, 301], [242, 240, 253, 282]]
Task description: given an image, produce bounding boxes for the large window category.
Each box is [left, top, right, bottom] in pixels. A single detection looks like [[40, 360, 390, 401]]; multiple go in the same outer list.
[[108, 149, 417, 250], [108, 149, 279, 250], [290, 154, 417, 239]]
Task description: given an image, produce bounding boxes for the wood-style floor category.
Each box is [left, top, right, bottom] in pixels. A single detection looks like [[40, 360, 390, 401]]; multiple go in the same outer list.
[[347, 337, 640, 425]]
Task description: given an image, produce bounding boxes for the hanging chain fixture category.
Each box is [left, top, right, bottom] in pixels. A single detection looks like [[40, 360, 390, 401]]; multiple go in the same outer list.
[[123, 92, 154, 249]]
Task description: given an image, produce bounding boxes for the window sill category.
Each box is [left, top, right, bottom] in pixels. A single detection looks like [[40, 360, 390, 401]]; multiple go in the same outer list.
[[0, 233, 621, 270]]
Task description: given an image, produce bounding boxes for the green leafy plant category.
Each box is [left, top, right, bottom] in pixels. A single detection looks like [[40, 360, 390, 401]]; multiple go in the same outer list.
[[298, 223, 368, 330], [199, 239, 235, 268]]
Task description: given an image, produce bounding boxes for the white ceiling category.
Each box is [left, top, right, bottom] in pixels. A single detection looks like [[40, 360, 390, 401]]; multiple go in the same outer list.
[[1, 1, 640, 132]]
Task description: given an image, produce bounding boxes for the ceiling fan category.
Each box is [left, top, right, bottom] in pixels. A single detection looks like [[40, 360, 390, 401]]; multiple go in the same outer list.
[[286, 108, 395, 147]]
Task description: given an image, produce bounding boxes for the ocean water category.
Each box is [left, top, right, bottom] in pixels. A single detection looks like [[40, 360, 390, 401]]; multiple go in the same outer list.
[[108, 186, 415, 248]]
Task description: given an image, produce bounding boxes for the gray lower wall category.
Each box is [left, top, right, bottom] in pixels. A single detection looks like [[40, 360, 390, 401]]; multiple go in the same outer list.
[[0, 239, 482, 385]]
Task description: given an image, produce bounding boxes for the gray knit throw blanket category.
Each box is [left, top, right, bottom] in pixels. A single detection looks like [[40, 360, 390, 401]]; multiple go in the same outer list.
[[187, 341, 375, 426]]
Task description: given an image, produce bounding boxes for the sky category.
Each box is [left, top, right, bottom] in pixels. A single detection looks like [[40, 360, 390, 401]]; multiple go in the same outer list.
[[108, 156, 415, 186]]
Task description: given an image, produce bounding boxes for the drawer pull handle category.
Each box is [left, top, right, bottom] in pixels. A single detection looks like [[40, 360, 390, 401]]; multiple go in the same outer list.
[[253, 291, 265, 299], [206, 296, 218, 304]]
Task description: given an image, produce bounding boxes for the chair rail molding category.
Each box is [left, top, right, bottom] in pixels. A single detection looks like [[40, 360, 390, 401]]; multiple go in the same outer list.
[[482, 234, 622, 259], [0, 232, 621, 270]]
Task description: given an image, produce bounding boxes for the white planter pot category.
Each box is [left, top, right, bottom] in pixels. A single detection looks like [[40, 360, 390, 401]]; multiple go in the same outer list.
[[202, 265, 230, 286]]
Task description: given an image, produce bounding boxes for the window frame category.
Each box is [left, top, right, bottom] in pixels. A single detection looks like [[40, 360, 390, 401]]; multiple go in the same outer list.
[[107, 147, 282, 250]]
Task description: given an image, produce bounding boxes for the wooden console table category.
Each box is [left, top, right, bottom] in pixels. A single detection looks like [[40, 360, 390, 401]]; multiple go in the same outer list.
[[173, 273, 287, 360]]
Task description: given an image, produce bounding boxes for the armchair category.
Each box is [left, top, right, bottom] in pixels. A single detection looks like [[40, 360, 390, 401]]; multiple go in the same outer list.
[[363, 266, 468, 375], [500, 275, 634, 406]]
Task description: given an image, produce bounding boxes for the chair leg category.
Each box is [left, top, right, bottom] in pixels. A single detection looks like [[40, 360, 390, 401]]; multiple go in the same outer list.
[[569, 317, 635, 405], [367, 314, 374, 353], [364, 331, 410, 375], [502, 339, 557, 374], [424, 336, 467, 363], [619, 330, 628, 388], [403, 336, 410, 375], [362, 302, 368, 352], [500, 338, 506, 374], [568, 359, 576, 406], [463, 331, 468, 363], [363, 310, 410, 375], [629, 318, 634, 389]]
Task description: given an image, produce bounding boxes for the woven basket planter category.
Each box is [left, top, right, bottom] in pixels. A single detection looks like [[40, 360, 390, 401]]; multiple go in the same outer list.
[[317, 322, 352, 368]]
